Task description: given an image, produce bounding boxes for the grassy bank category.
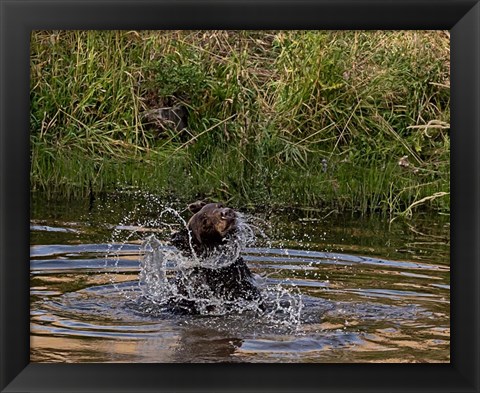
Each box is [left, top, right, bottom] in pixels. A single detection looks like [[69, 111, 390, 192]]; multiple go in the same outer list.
[[30, 30, 450, 217]]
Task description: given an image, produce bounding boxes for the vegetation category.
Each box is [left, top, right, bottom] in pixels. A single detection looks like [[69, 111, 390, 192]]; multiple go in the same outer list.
[[30, 30, 450, 217]]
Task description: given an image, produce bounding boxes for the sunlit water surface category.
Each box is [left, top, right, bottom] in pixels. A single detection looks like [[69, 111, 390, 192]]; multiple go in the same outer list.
[[30, 193, 450, 363]]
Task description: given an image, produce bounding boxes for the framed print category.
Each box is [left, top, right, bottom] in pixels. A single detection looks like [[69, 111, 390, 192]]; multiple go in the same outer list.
[[1, 0, 479, 392]]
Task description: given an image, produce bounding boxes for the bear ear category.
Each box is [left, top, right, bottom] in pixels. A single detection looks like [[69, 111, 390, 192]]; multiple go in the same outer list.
[[188, 200, 207, 213]]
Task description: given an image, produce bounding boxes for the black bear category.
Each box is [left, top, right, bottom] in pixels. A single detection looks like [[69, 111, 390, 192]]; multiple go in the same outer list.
[[169, 201, 262, 314]]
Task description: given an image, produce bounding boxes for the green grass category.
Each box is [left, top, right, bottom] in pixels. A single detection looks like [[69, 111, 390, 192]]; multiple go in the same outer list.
[[30, 30, 450, 217]]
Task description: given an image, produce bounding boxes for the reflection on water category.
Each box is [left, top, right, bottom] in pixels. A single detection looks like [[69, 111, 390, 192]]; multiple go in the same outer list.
[[30, 193, 450, 363]]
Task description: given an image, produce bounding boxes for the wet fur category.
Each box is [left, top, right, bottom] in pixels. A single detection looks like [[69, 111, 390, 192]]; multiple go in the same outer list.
[[169, 202, 262, 313]]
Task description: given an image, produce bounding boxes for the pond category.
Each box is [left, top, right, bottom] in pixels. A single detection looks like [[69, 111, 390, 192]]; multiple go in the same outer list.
[[30, 192, 450, 363]]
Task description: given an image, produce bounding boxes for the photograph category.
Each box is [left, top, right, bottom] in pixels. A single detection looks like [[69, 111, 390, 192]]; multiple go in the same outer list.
[[28, 30, 451, 364]]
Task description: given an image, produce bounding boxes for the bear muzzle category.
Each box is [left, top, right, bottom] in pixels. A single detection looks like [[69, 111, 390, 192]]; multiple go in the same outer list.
[[220, 207, 236, 221], [217, 208, 237, 235]]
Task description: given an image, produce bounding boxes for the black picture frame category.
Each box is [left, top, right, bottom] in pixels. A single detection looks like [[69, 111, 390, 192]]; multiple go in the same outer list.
[[1, 0, 479, 392]]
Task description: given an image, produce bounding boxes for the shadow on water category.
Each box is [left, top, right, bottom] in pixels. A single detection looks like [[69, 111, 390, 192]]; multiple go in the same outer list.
[[30, 192, 450, 363]]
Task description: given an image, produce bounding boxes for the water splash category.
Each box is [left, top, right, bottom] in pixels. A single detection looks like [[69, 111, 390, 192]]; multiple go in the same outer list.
[[102, 194, 303, 329], [138, 229, 304, 330]]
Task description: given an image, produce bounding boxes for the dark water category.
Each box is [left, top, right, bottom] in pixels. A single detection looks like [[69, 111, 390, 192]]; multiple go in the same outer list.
[[30, 193, 450, 363]]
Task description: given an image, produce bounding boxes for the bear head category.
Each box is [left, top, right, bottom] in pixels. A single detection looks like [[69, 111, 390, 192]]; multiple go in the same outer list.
[[186, 201, 238, 248]]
